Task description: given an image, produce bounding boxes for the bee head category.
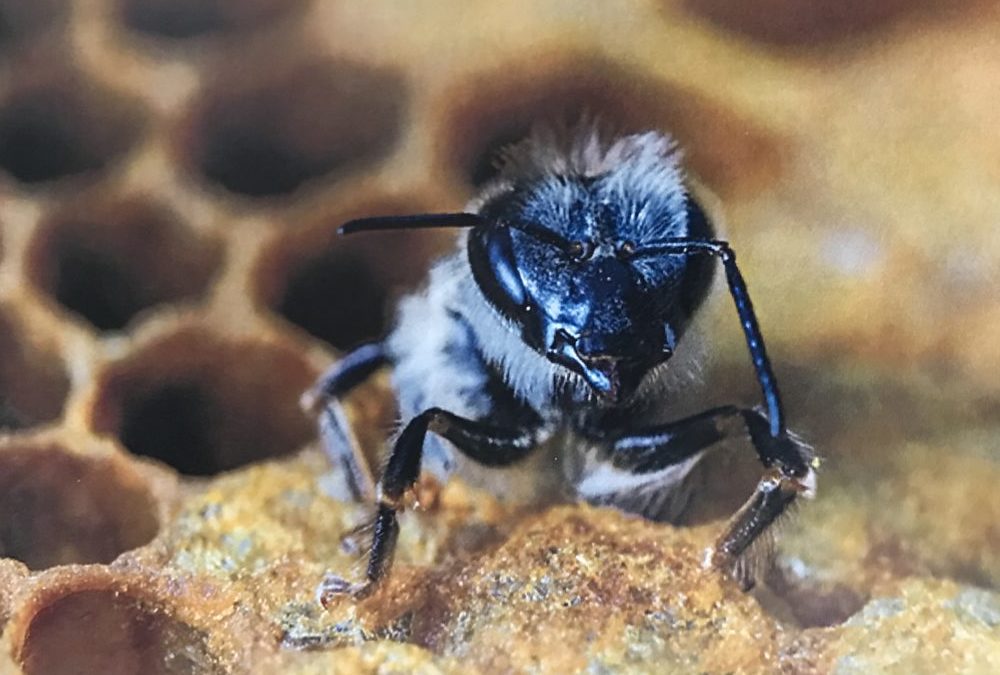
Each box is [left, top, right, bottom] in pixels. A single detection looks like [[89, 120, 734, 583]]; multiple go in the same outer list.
[[461, 128, 715, 403]]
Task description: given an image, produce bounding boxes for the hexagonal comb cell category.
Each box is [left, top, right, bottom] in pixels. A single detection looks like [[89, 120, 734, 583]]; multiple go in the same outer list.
[[119, 0, 305, 40], [91, 327, 315, 475], [181, 59, 407, 198], [256, 200, 455, 351], [12, 575, 222, 674], [0, 307, 69, 430], [0, 443, 160, 570], [27, 196, 224, 333], [437, 53, 783, 196], [0, 68, 145, 185]]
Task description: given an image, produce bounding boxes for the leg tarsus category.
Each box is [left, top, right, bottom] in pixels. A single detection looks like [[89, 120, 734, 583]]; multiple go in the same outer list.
[[710, 433, 817, 588], [317, 503, 400, 603], [316, 573, 367, 607], [616, 404, 816, 590], [364, 503, 400, 585]]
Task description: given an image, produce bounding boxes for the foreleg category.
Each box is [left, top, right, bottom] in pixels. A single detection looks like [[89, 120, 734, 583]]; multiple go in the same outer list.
[[320, 407, 540, 600]]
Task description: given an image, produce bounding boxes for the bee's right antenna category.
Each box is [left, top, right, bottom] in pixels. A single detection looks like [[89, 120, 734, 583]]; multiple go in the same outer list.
[[339, 213, 484, 235], [635, 238, 785, 438]]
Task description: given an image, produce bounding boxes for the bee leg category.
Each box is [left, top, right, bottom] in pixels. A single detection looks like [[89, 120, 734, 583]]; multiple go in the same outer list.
[[302, 343, 389, 502], [603, 406, 815, 590], [708, 408, 815, 589], [328, 407, 538, 600]]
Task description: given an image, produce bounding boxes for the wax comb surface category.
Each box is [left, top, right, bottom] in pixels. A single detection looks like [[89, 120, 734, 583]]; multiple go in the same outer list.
[[0, 1, 999, 672]]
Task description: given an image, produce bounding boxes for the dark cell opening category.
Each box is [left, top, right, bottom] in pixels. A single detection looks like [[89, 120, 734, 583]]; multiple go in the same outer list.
[[0, 0, 65, 50], [121, 0, 228, 38], [186, 60, 407, 198], [54, 244, 142, 332], [680, 0, 980, 48], [200, 127, 314, 197], [278, 253, 389, 352], [0, 104, 105, 183], [118, 383, 219, 476], [119, 0, 302, 39], [27, 198, 223, 333], [0, 402, 28, 431], [91, 329, 316, 476], [0, 76, 144, 185], [762, 564, 869, 628], [255, 202, 455, 353]]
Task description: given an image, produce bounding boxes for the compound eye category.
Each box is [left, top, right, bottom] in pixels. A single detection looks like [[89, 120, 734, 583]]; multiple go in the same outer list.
[[615, 240, 637, 259], [468, 225, 526, 318], [567, 240, 595, 261]]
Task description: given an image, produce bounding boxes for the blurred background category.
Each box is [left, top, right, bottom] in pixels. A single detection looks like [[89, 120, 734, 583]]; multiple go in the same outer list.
[[0, 0, 999, 671]]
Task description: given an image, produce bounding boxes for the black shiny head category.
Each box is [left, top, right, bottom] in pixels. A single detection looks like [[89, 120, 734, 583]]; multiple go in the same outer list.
[[466, 183, 714, 403]]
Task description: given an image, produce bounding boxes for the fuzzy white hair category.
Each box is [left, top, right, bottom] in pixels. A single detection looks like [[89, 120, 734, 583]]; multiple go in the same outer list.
[[472, 123, 692, 243]]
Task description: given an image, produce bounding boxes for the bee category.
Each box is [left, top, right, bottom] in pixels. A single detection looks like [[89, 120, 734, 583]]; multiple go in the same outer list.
[[304, 124, 816, 599]]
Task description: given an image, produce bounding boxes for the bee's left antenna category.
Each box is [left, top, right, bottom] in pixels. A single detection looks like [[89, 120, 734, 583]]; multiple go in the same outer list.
[[339, 213, 484, 235]]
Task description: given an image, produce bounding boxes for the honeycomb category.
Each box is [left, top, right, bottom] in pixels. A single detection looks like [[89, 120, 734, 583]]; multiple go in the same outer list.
[[1, 1, 1000, 673]]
